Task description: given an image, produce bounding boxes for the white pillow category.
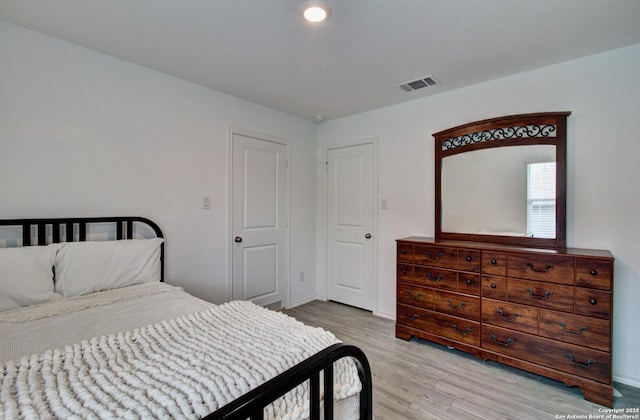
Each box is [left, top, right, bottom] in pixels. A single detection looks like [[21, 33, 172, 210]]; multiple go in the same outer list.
[[54, 238, 164, 297], [0, 245, 59, 311]]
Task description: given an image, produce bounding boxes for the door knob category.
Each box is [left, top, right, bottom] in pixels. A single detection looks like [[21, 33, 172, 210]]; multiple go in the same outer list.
[[234, 236, 243, 243], [365, 233, 372, 239]]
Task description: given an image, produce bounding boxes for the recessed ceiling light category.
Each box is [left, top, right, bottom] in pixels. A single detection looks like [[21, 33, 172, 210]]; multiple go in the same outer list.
[[301, 1, 332, 23]]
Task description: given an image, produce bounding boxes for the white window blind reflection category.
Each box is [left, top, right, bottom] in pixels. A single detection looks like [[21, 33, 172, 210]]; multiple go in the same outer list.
[[527, 162, 556, 238]]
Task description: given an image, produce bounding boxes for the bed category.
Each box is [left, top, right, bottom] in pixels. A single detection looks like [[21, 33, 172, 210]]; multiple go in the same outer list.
[[0, 217, 372, 419]]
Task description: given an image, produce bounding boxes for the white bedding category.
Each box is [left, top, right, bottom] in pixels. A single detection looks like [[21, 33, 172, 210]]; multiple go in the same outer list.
[[0, 283, 213, 363], [0, 284, 361, 419]]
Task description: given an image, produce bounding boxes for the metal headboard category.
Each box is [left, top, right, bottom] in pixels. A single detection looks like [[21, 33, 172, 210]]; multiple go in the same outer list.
[[0, 216, 164, 282]]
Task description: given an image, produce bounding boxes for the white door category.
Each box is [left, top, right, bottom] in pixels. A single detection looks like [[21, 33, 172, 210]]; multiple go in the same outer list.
[[326, 143, 375, 310], [231, 133, 288, 310]]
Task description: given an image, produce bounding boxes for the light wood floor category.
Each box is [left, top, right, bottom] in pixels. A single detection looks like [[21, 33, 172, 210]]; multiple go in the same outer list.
[[284, 300, 640, 420]]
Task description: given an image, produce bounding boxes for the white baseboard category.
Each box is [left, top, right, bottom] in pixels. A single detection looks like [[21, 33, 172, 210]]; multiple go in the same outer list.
[[287, 296, 319, 309], [613, 372, 640, 389], [373, 310, 395, 321]]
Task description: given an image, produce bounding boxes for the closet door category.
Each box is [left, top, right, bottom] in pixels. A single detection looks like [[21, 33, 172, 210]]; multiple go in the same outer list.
[[231, 133, 288, 310], [326, 142, 375, 310]]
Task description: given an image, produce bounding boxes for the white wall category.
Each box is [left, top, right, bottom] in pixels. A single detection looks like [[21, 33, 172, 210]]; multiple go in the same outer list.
[[316, 43, 640, 387], [0, 20, 318, 307]]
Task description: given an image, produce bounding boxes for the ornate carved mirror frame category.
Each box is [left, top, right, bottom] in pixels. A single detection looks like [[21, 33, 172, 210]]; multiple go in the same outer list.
[[434, 112, 570, 249]]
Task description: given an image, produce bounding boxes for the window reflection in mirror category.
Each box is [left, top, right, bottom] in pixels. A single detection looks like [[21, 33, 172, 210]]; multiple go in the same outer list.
[[441, 145, 555, 238], [527, 161, 556, 238]]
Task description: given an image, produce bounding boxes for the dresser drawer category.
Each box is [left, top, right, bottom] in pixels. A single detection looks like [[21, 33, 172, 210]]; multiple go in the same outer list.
[[397, 304, 480, 346], [397, 264, 413, 282], [482, 251, 507, 275], [414, 245, 457, 268], [397, 243, 414, 263], [414, 266, 457, 290], [482, 299, 538, 335], [430, 311, 480, 346], [482, 325, 610, 384], [434, 290, 480, 321], [575, 288, 611, 320], [458, 272, 480, 295], [397, 304, 432, 330], [507, 253, 575, 284], [458, 249, 481, 273], [482, 275, 506, 300], [539, 310, 610, 352], [507, 278, 574, 312], [576, 259, 612, 290], [397, 283, 434, 310]]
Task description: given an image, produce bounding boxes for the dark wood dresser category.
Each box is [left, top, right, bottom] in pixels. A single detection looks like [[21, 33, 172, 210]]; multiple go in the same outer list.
[[396, 236, 614, 407]]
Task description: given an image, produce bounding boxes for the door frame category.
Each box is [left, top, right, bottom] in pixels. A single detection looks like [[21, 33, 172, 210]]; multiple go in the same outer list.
[[229, 127, 291, 308], [322, 138, 378, 313]]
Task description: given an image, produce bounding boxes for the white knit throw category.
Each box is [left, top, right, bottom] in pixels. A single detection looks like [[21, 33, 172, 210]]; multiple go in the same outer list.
[[0, 301, 360, 419]]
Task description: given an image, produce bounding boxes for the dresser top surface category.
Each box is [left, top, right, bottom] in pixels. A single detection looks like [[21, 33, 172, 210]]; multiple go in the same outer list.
[[397, 236, 613, 259]]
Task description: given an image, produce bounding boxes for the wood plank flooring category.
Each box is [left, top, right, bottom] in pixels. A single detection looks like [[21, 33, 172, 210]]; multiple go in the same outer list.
[[284, 300, 640, 420]]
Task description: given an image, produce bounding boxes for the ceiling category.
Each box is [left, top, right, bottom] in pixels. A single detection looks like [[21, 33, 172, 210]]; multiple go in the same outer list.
[[2, 1, 640, 122]]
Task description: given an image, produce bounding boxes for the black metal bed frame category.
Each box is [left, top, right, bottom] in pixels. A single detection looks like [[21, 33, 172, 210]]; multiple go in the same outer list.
[[209, 343, 372, 420], [0, 216, 373, 419]]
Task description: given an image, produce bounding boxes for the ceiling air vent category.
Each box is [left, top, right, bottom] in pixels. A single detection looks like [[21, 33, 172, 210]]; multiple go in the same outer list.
[[399, 75, 438, 92]]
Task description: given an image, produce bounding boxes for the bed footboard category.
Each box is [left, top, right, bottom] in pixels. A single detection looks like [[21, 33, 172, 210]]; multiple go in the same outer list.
[[208, 343, 373, 420]]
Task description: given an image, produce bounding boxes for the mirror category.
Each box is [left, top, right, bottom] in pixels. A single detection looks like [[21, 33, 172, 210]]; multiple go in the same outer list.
[[442, 145, 556, 237], [434, 112, 570, 249]]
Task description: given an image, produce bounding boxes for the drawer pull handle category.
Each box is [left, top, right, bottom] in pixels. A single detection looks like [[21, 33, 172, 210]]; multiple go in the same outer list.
[[589, 298, 598, 306], [525, 288, 554, 300], [426, 252, 444, 260], [557, 322, 588, 335], [525, 263, 554, 273], [490, 283, 497, 289], [491, 259, 497, 265], [401, 249, 408, 254], [465, 278, 473, 285], [402, 311, 419, 321], [450, 324, 472, 337], [565, 354, 596, 369], [590, 269, 598, 276], [406, 291, 423, 301], [446, 299, 466, 310], [490, 334, 513, 347], [465, 255, 472, 262], [496, 309, 521, 322], [426, 272, 443, 282], [401, 269, 408, 275]]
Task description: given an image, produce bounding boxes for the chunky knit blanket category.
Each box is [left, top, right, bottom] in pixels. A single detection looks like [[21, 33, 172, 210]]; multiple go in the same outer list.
[[0, 301, 360, 419]]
